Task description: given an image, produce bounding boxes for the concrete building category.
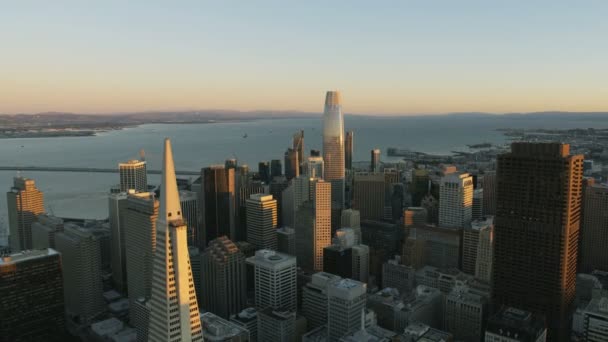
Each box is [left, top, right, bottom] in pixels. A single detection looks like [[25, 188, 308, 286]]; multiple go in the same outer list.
[[407, 224, 462, 269], [108, 192, 128, 292], [284, 148, 300, 181], [293, 130, 305, 174], [462, 216, 494, 276], [353, 172, 385, 221], [203, 165, 236, 244], [580, 183, 608, 273], [269, 176, 289, 227], [438, 172, 474, 228], [341, 209, 361, 244], [131, 298, 150, 342], [247, 249, 297, 312], [231, 308, 258, 342], [306, 156, 325, 179], [473, 188, 483, 220], [7, 176, 45, 251], [484, 307, 547, 342], [246, 194, 278, 250], [371, 149, 381, 172], [31, 214, 63, 249], [147, 139, 203, 342], [201, 312, 250, 341], [475, 217, 495, 283], [345, 131, 354, 171], [180, 190, 201, 247], [352, 244, 370, 284], [403, 207, 427, 228], [277, 226, 296, 256], [402, 323, 453, 342], [493, 143, 583, 341], [382, 255, 415, 295], [0, 249, 66, 341], [119, 159, 147, 192], [302, 272, 342, 330], [257, 308, 296, 342], [444, 284, 488, 342], [55, 223, 104, 324], [580, 295, 608, 342], [124, 192, 158, 305], [282, 176, 310, 228], [201, 236, 247, 319], [323, 90, 346, 209], [416, 266, 472, 294], [327, 278, 367, 341], [295, 179, 332, 272]]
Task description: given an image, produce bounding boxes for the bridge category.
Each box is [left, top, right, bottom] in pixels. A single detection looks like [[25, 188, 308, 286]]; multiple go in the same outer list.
[[0, 166, 200, 176]]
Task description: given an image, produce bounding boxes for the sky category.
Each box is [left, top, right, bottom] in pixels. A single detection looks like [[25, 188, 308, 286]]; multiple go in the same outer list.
[[1, 1, 607, 115]]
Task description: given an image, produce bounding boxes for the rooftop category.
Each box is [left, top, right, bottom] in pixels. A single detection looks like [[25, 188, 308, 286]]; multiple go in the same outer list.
[[0, 248, 58, 265]]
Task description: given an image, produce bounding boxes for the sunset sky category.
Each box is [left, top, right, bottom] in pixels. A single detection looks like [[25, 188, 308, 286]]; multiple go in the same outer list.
[[1, 1, 607, 115]]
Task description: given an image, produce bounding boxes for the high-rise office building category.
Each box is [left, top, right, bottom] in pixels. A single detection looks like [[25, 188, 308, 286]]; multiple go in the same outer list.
[[236, 177, 265, 243], [124, 192, 158, 304], [247, 249, 297, 312], [462, 216, 493, 276], [306, 156, 325, 179], [55, 223, 105, 324], [282, 176, 310, 228], [31, 214, 63, 249], [225, 158, 238, 170], [382, 256, 416, 295], [403, 207, 427, 228], [284, 148, 300, 181], [108, 192, 128, 292], [405, 224, 462, 269], [341, 209, 361, 244], [323, 90, 346, 209], [0, 249, 66, 341], [493, 142, 583, 341], [7, 176, 45, 251], [201, 236, 247, 319], [246, 194, 278, 250], [257, 308, 296, 342], [352, 244, 370, 284], [411, 169, 430, 207], [258, 161, 271, 183], [271, 159, 283, 179], [482, 171, 497, 216], [581, 294, 608, 342], [444, 284, 488, 342], [293, 130, 305, 174], [188, 246, 202, 306], [371, 149, 381, 172], [345, 131, 354, 171], [472, 188, 483, 220], [580, 182, 608, 273], [231, 308, 258, 342], [302, 272, 342, 330], [203, 165, 236, 244], [269, 176, 289, 227], [438, 172, 474, 228], [147, 139, 203, 342], [323, 244, 353, 278], [327, 278, 367, 341], [474, 217, 494, 283], [179, 190, 201, 247], [353, 172, 385, 220], [295, 179, 332, 272], [484, 307, 547, 342], [119, 159, 148, 192], [277, 226, 296, 256]]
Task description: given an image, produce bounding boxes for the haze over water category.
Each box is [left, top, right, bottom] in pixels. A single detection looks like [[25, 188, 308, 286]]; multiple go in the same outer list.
[[1, 114, 606, 240]]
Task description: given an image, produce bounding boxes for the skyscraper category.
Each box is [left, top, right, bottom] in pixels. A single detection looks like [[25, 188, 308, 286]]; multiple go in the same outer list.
[[295, 179, 332, 272], [269, 176, 289, 227], [148, 138, 203, 341], [31, 213, 64, 249], [179, 190, 201, 247], [371, 149, 381, 172], [353, 172, 385, 220], [55, 223, 105, 324], [580, 182, 608, 273], [108, 192, 128, 292], [341, 208, 361, 244], [492, 142, 583, 341], [327, 278, 367, 341], [246, 194, 278, 250], [271, 159, 283, 179], [472, 188, 483, 220], [306, 155, 325, 179], [284, 147, 300, 181], [345, 131, 354, 171], [438, 172, 474, 228], [0, 249, 66, 341], [323, 90, 346, 209], [481, 171, 497, 216], [462, 216, 494, 276], [302, 272, 342, 330], [293, 130, 305, 174], [119, 159, 148, 192], [124, 192, 158, 304], [247, 249, 297, 312], [411, 169, 430, 207], [202, 165, 236, 244], [281, 176, 310, 228], [258, 161, 271, 183], [277, 226, 296, 255], [474, 217, 494, 283], [7, 176, 45, 251], [201, 236, 247, 319]]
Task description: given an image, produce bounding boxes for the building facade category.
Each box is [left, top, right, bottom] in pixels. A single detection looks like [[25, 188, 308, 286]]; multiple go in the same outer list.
[[7, 177, 45, 251], [246, 194, 278, 250], [323, 90, 346, 209], [119, 159, 148, 192]]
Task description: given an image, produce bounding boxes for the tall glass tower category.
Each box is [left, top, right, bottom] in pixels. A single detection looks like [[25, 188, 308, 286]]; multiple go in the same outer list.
[[322, 90, 345, 209]]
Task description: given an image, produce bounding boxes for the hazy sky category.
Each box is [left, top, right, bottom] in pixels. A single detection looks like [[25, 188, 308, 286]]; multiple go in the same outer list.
[[1, 1, 607, 115]]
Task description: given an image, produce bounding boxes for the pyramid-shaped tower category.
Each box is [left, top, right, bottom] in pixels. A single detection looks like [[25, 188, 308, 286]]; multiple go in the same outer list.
[[148, 138, 203, 341]]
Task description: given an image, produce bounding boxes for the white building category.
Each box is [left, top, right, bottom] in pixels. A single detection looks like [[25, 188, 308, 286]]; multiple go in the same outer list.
[[302, 272, 342, 330], [246, 194, 278, 250], [119, 159, 147, 192], [341, 209, 361, 245], [438, 172, 473, 228], [247, 249, 297, 312], [327, 278, 367, 341], [582, 295, 608, 342], [147, 138, 203, 342]]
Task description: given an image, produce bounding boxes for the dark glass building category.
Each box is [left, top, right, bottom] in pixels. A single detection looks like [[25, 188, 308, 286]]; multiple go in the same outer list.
[[323, 245, 353, 279], [271, 159, 283, 179], [284, 148, 299, 181], [258, 161, 271, 184], [202, 165, 236, 244]]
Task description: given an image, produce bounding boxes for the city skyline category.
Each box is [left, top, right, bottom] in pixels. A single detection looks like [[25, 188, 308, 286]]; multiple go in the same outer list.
[[2, 1, 608, 115]]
